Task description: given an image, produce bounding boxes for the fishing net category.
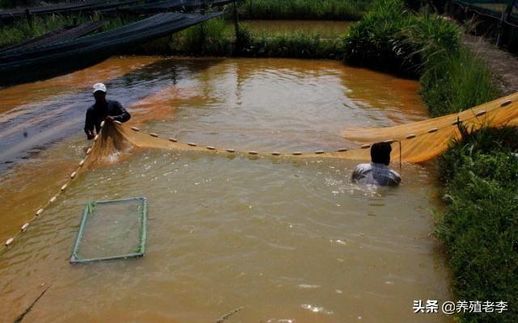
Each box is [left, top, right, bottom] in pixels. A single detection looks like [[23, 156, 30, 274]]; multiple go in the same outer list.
[[70, 197, 147, 264], [0, 12, 223, 85], [90, 93, 518, 164]]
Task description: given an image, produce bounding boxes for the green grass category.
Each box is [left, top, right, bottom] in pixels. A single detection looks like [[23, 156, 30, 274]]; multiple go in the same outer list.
[[235, 0, 372, 20], [169, 18, 231, 56], [342, 0, 419, 76], [241, 30, 343, 58], [0, 13, 131, 49], [420, 47, 499, 116], [0, 14, 87, 48], [135, 19, 344, 59], [344, 1, 516, 322]]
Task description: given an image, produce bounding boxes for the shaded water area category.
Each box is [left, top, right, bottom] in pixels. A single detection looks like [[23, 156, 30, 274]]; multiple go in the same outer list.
[[0, 57, 452, 322], [241, 20, 351, 38]]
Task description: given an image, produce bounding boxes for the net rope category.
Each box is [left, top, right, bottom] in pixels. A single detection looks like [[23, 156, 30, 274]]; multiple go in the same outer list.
[[2, 92, 517, 252], [91, 92, 518, 164]]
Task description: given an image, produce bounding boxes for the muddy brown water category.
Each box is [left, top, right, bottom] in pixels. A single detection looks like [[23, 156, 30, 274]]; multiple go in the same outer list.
[[0, 57, 452, 322]]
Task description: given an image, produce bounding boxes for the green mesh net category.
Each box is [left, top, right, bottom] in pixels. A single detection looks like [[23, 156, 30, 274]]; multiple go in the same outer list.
[[70, 197, 147, 264]]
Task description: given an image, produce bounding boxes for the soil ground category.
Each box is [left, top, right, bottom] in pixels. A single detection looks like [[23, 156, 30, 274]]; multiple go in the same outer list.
[[463, 34, 518, 95]]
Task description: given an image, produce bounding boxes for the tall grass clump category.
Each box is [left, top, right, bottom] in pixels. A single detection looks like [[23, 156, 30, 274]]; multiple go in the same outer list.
[[168, 18, 231, 55], [343, 0, 420, 76], [236, 0, 372, 20], [420, 47, 498, 116], [401, 13, 498, 115]]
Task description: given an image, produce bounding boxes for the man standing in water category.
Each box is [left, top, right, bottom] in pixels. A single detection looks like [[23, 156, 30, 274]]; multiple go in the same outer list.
[[84, 83, 131, 140], [352, 142, 401, 186]]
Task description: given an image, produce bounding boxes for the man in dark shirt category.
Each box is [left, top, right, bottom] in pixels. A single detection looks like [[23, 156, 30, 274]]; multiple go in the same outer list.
[[84, 83, 131, 140]]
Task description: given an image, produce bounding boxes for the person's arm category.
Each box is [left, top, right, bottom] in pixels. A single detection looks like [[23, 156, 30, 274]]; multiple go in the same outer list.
[[110, 101, 131, 123], [84, 108, 95, 140]]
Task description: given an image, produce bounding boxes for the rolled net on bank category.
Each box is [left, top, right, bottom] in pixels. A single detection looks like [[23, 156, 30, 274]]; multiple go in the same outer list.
[[90, 93, 518, 164]]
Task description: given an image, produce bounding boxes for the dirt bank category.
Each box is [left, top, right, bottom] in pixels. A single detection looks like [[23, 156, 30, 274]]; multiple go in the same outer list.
[[463, 34, 518, 95]]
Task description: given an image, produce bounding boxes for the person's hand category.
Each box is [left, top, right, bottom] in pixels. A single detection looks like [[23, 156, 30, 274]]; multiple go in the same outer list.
[[105, 116, 114, 122], [87, 132, 95, 140]]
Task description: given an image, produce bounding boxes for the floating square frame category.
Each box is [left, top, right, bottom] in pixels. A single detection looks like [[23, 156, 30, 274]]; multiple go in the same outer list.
[[70, 197, 147, 264]]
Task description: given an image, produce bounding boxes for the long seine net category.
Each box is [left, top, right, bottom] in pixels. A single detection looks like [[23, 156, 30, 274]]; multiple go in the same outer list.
[[89, 92, 518, 164]]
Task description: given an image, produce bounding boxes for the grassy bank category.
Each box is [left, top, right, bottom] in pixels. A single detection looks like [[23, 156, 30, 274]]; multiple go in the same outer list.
[[344, 1, 516, 322], [234, 0, 372, 20]]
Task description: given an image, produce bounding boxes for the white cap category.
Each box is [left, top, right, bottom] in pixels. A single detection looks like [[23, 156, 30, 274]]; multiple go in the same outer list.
[[92, 83, 107, 93]]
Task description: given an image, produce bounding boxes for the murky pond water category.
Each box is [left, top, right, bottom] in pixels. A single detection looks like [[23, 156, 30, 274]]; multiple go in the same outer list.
[[0, 57, 451, 322], [241, 20, 351, 38]]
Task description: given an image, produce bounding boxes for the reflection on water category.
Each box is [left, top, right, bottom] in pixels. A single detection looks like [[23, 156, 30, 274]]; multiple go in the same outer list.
[[0, 57, 451, 322]]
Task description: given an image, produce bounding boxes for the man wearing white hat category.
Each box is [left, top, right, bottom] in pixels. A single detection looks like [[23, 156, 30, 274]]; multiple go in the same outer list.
[[84, 83, 131, 140]]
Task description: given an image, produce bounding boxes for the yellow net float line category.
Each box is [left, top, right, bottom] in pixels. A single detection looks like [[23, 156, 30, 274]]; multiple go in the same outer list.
[[4, 95, 515, 250], [120, 123, 375, 158], [108, 93, 517, 164], [5, 238, 14, 247], [1, 119, 107, 252]]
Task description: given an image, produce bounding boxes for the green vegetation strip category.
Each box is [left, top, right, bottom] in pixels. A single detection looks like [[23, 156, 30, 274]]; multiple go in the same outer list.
[[234, 0, 372, 20], [343, 1, 516, 322], [133, 18, 345, 58]]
